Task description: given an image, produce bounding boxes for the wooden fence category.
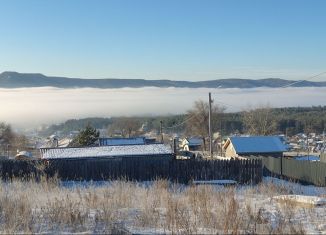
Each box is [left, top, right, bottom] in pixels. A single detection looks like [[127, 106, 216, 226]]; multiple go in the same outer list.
[[0, 158, 262, 184], [262, 157, 326, 186], [168, 159, 262, 184], [0, 159, 45, 180]]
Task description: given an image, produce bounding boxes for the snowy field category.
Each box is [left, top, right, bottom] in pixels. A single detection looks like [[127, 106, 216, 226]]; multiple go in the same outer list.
[[0, 177, 325, 234]]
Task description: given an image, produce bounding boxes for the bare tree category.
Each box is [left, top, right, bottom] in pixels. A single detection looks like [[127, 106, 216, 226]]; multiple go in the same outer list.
[[0, 123, 35, 157], [242, 104, 276, 135], [186, 100, 225, 150], [108, 117, 141, 137], [12, 134, 30, 150], [0, 122, 19, 156], [0, 122, 14, 145]]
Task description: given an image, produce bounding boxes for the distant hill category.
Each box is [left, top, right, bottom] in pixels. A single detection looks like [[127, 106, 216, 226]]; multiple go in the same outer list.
[[1, 71, 326, 89]]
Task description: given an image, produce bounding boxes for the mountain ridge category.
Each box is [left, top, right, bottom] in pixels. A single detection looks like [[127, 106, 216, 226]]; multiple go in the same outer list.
[[1, 71, 325, 89]]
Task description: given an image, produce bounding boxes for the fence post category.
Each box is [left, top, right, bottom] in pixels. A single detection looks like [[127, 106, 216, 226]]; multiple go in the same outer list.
[[280, 155, 283, 176]]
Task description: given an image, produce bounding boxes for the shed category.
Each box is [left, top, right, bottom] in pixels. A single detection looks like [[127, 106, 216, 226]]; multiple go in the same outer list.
[[223, 136, 288, 158], [99, 137, 146, 146]]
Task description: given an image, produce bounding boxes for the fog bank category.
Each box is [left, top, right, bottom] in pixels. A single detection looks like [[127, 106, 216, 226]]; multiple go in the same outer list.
[[0, 87, 325, 128]]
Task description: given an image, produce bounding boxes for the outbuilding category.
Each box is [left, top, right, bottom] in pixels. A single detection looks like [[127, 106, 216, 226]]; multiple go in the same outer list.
[[40, 144, 173, 181], [223, 136, 288, 158]]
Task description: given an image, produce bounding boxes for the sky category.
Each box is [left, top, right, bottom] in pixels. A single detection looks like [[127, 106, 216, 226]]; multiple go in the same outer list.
[[0, 0, 325, 81]]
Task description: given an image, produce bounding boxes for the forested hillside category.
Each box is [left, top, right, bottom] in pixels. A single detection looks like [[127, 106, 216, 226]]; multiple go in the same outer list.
[[1, 71, 326, 89]]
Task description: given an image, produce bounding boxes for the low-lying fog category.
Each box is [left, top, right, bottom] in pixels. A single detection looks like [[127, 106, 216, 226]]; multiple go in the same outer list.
[[0, 87, 325, 129]]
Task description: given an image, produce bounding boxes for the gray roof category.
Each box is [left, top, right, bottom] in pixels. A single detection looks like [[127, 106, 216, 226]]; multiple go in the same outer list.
[[41, 144, 172, 159]]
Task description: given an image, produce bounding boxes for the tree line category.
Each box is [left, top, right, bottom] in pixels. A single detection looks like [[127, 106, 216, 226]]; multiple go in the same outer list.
[[1, 105, 325, 154], [58, 104, 326, 149], [38, 105, 326, 138]]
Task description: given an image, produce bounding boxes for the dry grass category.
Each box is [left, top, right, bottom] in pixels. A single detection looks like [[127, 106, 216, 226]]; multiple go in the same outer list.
[[0, 177, 324, 234]]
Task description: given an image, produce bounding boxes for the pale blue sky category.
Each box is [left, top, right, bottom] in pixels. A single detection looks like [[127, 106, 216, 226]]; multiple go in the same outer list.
[[0, 0, 325, 81]]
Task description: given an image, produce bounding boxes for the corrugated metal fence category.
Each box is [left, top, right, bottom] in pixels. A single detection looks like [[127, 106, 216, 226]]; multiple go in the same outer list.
[[262, 157, 326, 186], [321, 153, 326, 163], [0, 158, 262, 184]]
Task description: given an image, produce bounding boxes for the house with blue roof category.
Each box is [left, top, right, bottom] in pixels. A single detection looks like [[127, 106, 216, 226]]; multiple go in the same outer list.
[[180, 137, 203, 151], [223, 136, 288, 158], [99, 137, 146, 146]]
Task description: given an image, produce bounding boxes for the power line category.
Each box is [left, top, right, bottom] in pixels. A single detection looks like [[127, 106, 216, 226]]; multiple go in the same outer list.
[[164, 114, 198, 129], [213, 100, 243, 109], [209, 92, 213, 157], [162, 71, 326, 130], [211, 71, 326, 110], [279, 71, 326, 89], [163, 101, 241, 130]]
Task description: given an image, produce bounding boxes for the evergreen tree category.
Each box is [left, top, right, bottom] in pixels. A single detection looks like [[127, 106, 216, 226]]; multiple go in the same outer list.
[[69, 124, 100, 147]]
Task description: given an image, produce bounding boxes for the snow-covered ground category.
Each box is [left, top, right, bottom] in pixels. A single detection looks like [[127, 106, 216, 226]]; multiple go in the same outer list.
[[239, 177, 326, 234], [262, 176, 326, 196], [0, 177, 325, 234], [59, 177, 326, 234], [273, 195, 326, 206], [129, 177, 326, 234]]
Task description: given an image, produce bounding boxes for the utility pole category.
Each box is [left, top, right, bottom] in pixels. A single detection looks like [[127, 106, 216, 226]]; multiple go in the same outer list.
[[208, 92, 213, 158], [322, 129, 325, 154], [307, 136, 309, 161], [220, 119, 223, 157], [7, 144, 10, 159], [160, 120, 163, 143]]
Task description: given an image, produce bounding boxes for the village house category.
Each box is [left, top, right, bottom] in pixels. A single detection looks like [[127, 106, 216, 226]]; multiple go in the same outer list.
[[179, 137, 203, 151], [99, 136, 158, 146], [287, 132, 325, 154], [99, 137, 146, 146], [39, 135, 72, 148], [223, 136, 288, 158]]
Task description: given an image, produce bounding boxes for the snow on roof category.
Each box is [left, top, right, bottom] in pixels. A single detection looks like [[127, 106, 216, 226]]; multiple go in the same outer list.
[[40, 139, 57, 148], [49, 135, 58, 140], [16, 151, 33, 158], [99, 137, 145, 146], [58, 138, 72, 147], [41, 144, 172, 159], [230, 136, 288, 154]]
